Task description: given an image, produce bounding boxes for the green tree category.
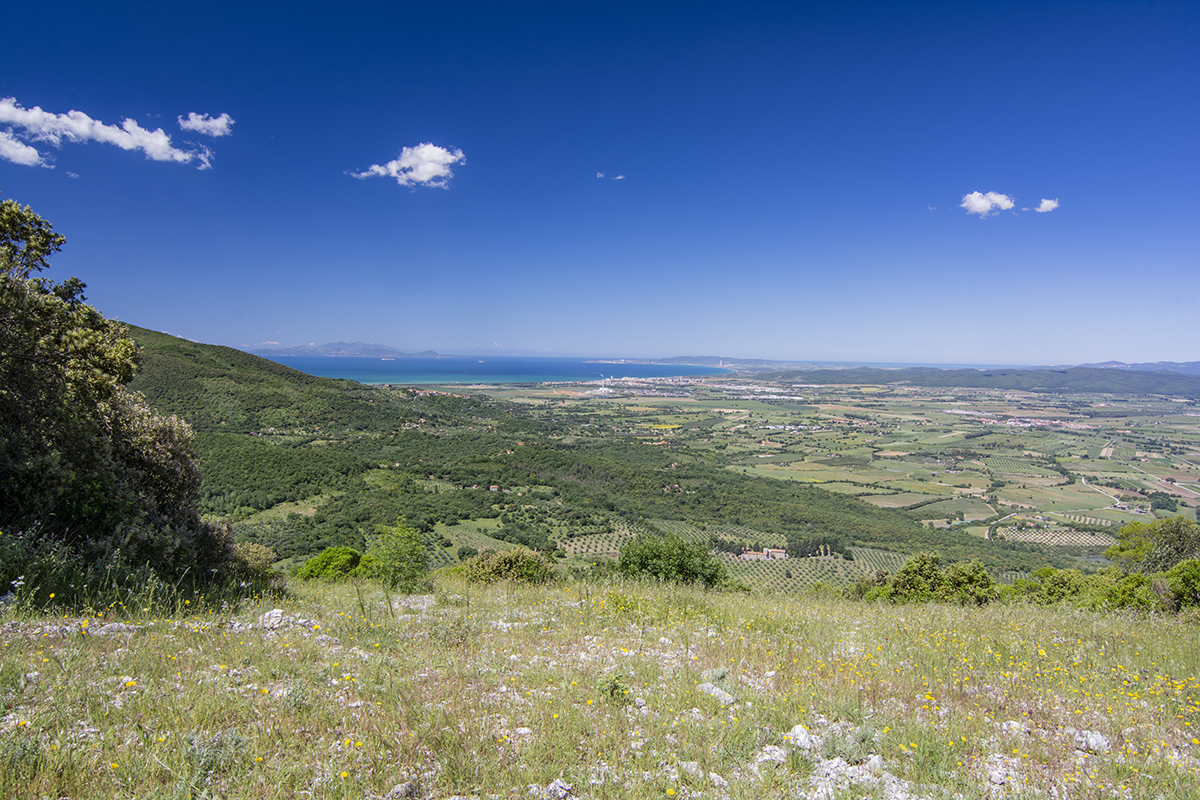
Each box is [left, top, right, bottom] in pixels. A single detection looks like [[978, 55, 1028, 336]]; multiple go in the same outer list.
[[617, 533, 726, 588], [369, 522, 428, 592], [1, 198, 235, 583], [888, 552, 946, 603], [1106, 517, 1200, 573], [943, 559, 997, 605]]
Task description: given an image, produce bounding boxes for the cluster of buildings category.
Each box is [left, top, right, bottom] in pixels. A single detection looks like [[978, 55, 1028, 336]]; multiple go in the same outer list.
[[738, 547, 788, 561]]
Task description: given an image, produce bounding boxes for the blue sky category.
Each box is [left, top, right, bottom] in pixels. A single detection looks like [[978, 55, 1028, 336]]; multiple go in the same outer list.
[[3, 1, 1197, 365]]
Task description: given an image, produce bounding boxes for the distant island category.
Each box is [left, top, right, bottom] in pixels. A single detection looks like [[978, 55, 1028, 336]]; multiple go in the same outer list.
[[246, 342, 444, 358]]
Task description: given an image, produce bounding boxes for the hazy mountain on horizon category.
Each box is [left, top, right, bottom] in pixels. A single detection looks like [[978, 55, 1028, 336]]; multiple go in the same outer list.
[[1078, 360, 1200, 376], [246, 342, 441, 358]]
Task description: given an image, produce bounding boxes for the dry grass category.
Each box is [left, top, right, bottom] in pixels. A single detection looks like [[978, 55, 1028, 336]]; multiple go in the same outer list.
[[2, 578, 1199, 799]]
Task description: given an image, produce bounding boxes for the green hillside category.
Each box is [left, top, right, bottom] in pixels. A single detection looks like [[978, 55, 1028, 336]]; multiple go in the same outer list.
[[124, 326, 1071, 583]]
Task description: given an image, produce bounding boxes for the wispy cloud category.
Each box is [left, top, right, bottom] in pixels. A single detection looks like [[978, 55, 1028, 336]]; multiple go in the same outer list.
[[960, 191, 1015, 217], [612, 175, 625, 180], [0, 129, 43, 166], [352, 143, 465, 187], [1035, 198, 1060, 213], [0, 97, 229, 169], [178, 112, 234, 137], [596, 172, 605, 178]]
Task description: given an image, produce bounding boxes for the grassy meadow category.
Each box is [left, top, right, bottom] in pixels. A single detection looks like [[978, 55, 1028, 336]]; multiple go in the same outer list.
[[3, 578, 1199, 800]]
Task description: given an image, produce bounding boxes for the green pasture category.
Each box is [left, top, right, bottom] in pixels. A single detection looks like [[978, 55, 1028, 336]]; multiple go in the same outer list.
[[878, 478, 957, 495], [242, 493, 336, 523], [995, 482, 1118, 511], [917, 496, 995, 520], [860, 492, 936, 508]]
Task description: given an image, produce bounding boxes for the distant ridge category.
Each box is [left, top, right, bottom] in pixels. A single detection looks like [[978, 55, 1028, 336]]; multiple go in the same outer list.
[[758, 366, 1200, 396], [246, 342, 442, 358], [1078, 360, 1200, 376]]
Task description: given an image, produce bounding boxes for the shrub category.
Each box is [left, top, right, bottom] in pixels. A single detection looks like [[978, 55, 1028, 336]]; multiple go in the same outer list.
[[888, 553, 946, 603], [462, 548, 555, 585], [297, 547, 363, 581], [1167, 558, 1200, 610], [943, 559, 997, 605], [617, 533, 725, 588], [229, 542, 285, 594], [368, 523, 428, 592]]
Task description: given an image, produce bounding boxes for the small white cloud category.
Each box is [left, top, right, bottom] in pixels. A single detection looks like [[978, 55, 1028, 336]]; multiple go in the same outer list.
[[927, 205, 936, 211], [0, 129, 44, 166], [66, 171, 79, 179], [960, 191, 1015, 217], [0, 97, 218, 168], [1035, 198, 1060, 213], [178, 112, 235, 137], [352, 142, 465, 188], [612, 174, 625, 180], [596, 171, 605, 178]]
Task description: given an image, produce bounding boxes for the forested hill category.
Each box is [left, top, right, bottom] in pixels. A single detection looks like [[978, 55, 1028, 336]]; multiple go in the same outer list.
[[758, 366, 1200, 396], [126, 325, 433, 432]]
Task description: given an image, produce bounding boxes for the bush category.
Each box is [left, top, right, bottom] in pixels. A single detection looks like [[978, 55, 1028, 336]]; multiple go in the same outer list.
[[462, 548, 555, 585], [1167, 558, 1200, 610], [617, 533, 726, 588], [943, 559, 997, 606], [297, 547, 363, 581], [888, 553, 946, 603], [368, 522, 428, 592], [229, 542, 285, 594]]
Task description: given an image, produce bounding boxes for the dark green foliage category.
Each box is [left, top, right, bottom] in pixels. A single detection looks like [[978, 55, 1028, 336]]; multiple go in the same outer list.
[[1, 200, 237, 591], [193, 433, 369, 518], [1148, 492, 1179, 512], [859, 554, 997, 606], [1008, 567, 1163, 611], [461, 548, 556, 584], [888, 553, 947, 603], [297, 547, 364, 581], [618, 533, 726, 588], [786, 534, 844, 558], [1106, 517, 1200, 573], [1166, 559, 1200, 610], [942, 559, 998, 605]]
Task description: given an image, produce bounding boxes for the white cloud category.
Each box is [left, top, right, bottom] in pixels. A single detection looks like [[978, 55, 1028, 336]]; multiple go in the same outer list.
[[0, 129, 44, 166], [960, 191, 1015, 217], [1035, 198, 1060, 213], [612, 174, 625, 180], [596, 172, 605, 178], [352, 142, 465, 187], [178, 112, 235, 137], [0, 97, 223, 168]]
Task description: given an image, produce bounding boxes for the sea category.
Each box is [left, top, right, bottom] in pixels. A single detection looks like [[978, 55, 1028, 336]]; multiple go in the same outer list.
[[264, 355, 732, 385]]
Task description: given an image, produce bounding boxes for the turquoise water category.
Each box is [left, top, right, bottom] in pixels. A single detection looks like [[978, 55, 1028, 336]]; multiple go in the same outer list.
[[265, 355, 731, 385]]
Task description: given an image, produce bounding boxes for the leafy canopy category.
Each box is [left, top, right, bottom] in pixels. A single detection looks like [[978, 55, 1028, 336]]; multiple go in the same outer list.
[[618, 532, 726, 588], [1, 197, 235, 584], [1105, 517, 1200, 573]]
